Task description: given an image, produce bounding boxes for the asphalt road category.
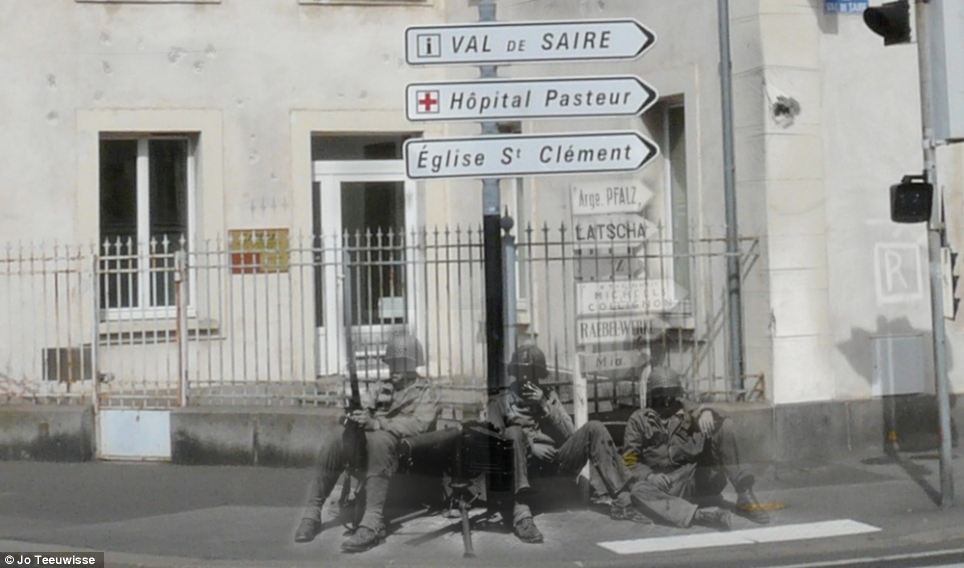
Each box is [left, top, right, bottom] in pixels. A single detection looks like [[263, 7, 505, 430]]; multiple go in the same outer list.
[[2, 453, 964, 567]]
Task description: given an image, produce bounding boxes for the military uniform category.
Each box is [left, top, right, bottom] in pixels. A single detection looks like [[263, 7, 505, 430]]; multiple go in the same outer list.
[[296, 333, 440, 551], [621, 366, 766, 529], [623, 402, 749, 527], [487, 345, 634, 535], [301, 374, 440, 531]]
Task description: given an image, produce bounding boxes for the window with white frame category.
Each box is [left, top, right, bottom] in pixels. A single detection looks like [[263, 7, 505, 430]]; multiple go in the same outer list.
[[99, 135, 196, 314]]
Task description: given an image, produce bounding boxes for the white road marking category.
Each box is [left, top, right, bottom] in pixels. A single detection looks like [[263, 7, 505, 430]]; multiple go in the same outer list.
[[597, 519, 881, 555]]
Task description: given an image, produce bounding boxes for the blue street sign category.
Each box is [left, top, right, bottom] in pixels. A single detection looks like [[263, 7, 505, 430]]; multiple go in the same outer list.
[[825, 0, 868, 13]]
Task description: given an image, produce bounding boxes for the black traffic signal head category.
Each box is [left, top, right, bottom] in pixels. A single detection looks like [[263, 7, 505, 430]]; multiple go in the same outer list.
[[863, 0, 911, 46], [890, 177, 933, 223]]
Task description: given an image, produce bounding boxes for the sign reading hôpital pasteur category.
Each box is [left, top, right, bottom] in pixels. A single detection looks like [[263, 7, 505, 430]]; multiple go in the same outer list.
[[406, 76, 658, 122], [405, 19, 656, 65]]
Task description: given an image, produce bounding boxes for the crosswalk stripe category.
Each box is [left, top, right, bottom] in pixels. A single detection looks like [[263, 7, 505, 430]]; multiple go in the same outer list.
[[597, 519, 881, 555]]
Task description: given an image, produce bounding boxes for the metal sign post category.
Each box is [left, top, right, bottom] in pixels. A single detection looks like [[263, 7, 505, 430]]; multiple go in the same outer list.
[[914, 0, 954, 508], [478, 0, 504, 396]]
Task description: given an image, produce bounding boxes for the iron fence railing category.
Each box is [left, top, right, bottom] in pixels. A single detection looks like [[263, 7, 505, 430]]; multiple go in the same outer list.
[[0, 225, 761, 413]]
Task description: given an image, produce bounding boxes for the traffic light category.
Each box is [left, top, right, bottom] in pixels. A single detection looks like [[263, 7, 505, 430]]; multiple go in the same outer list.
[[890, 175, 933, 223], [863, 0, 911, 46]]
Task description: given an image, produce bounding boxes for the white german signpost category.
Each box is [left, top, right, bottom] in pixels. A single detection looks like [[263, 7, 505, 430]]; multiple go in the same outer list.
[[572, 214, 657, 250], [576, 315, 667, 345], [406, 76, 657, 122], [577, 279, 679, 316], [404, 132, 658, 180], [570, 179, 654, 216], [405, 19, 656, 65], [579, 349, 647, 373]]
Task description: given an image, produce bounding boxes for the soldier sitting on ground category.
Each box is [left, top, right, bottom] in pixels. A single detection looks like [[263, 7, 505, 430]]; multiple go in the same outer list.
[[487, 343, 645, 545], [622, 366, 771, 531], [294, 332, 440, 553]]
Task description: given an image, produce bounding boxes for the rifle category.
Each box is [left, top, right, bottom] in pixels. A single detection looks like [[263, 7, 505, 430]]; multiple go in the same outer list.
[[341, 251, 367, 526]]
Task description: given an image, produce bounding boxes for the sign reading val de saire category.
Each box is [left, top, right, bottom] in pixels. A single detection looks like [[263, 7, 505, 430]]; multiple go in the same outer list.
[[404, 132, 659, 179], [406, 19, 656, 65], [406, 76, 657, 122]]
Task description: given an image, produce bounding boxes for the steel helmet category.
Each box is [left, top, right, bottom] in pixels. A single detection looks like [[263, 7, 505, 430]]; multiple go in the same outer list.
[[508, 343, 549, 380], [647, 366, 683, 392], [383, 332, 424, 375]]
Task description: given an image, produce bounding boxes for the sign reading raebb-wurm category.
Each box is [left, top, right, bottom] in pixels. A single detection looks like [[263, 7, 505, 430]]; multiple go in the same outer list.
[[406, 19, 656, 65], [406, 76, 657, 122], [404, 132, 659, 179]]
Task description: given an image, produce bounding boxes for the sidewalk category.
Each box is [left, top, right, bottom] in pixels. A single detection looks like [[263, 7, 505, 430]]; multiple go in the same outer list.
[[2, 451, 964, 567]]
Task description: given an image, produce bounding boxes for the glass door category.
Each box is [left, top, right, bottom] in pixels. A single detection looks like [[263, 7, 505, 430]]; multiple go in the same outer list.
[[313, 160, 419, 377]]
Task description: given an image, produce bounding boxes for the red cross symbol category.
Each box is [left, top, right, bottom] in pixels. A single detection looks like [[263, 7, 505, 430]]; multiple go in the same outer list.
[[417, 90, 440, 114]]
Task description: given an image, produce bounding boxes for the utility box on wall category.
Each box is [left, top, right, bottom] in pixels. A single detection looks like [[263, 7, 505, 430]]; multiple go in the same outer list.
[[871, 334, 927, 396]]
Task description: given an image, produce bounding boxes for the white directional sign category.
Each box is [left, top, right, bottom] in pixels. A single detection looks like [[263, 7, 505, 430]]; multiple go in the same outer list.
[[579, 350, 647, 373], [404, 132, 658, 180], [572, 214, 658, 250], [570, 180, 654, 216], [406, 19, 656, 65], [406, 76, 657, 122], [577, 279, 679, 316], [577, 315, 667, 345]]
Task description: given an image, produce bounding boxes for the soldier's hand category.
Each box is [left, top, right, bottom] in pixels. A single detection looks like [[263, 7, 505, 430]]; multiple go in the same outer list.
[[521, 382, 545, 402], [349, 410, 382, 431], [531, 444, 558, 462], [698, 410, 715, 434], [623, 451, 639, 467], [348, 410, 370, 427], [647, 472, 672, 492]]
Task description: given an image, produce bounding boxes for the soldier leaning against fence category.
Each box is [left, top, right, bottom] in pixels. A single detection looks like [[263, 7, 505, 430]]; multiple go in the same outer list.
[[294, 333, 440, 553]]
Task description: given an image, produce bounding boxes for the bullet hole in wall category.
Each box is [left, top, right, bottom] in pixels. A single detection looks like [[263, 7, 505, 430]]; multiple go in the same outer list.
[[771, 95, 801, 128]]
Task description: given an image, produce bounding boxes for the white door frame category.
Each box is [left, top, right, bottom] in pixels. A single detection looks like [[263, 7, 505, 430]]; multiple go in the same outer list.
[[312, 160, 422, 376]]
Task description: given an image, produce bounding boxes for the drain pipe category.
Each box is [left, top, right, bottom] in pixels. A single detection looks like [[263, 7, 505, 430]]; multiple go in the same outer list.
[[717, 0, 746, 394]]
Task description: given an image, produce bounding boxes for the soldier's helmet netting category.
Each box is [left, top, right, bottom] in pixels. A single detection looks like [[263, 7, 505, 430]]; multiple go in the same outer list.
[[383, 333, 425, 374], [508, 343, 549, 380]]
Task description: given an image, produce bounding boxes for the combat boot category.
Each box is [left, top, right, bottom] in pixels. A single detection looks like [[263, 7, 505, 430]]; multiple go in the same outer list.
[[293, 518, 321, 543], [693, 507, 732, 531], [736, 488, 772, 524], [341, 525, 385, 553], [513, 517, 544, 544]]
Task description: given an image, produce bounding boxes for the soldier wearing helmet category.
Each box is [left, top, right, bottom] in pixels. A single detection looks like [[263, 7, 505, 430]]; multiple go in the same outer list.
[[487, 343, 644, 544], [621, 366, 770, 531], [295, 332, 439, 553]]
